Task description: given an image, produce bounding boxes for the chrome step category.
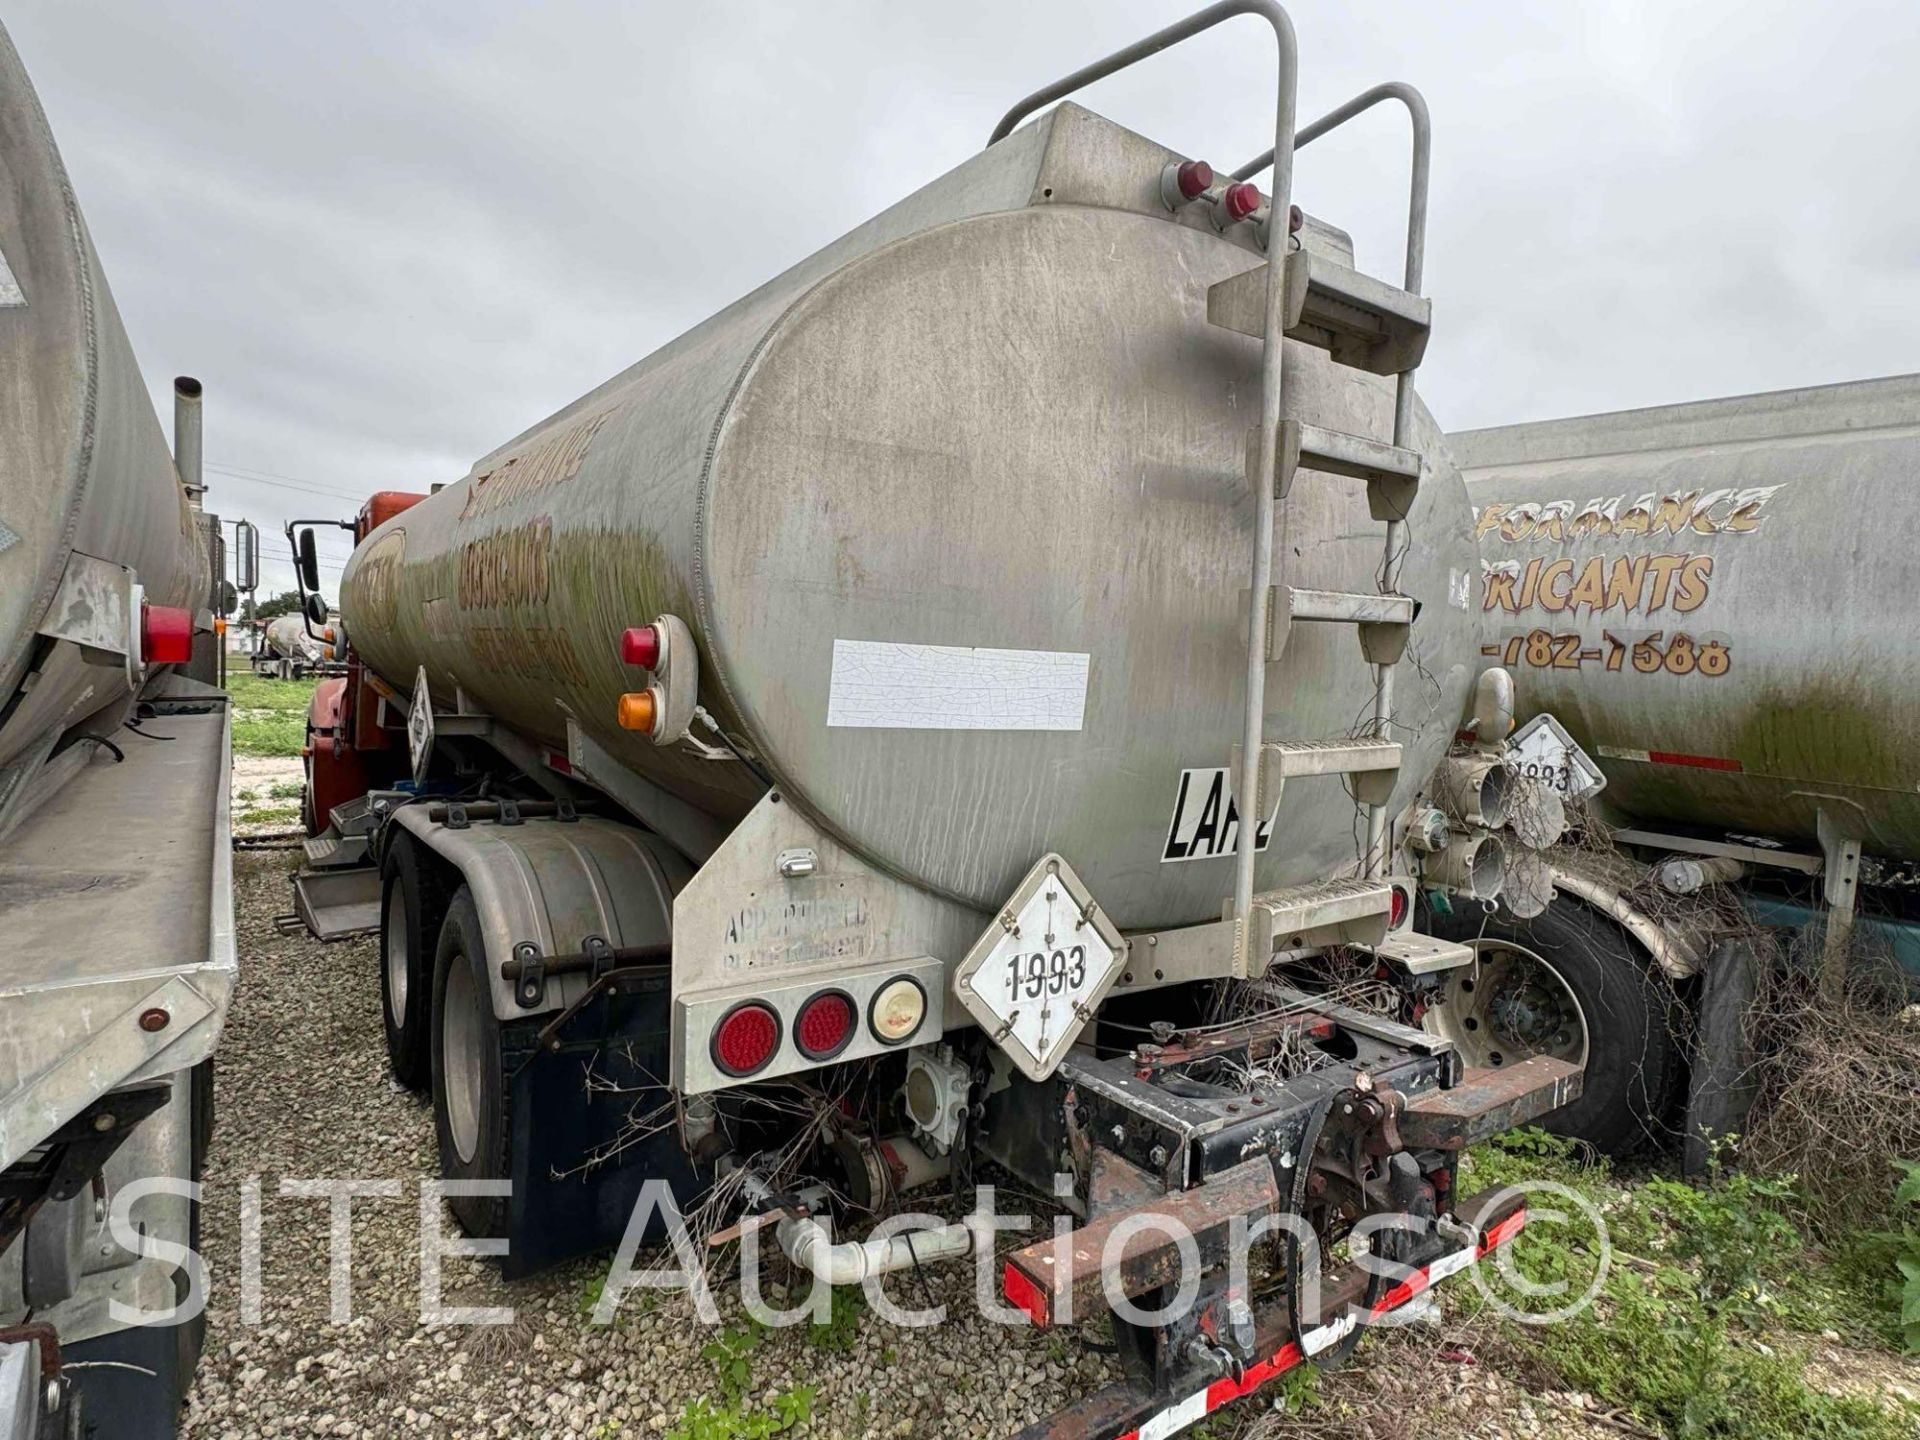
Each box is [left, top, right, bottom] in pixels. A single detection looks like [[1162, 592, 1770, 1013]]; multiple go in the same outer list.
[[1233, 737, 1402, 810], [1207, 251, 1431, 376], [1265, 420, 1421, 520], [1358, 931, 1475, 976], [1246, 876, 1394, 960], [1272, 587, 1415, 666]]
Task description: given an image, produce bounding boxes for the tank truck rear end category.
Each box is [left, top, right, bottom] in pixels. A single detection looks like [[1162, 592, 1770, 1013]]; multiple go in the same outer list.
[[288, 7, 1583, 1433]]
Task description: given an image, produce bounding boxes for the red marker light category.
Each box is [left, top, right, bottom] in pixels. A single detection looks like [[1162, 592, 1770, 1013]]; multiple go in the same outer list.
[[140, 602, 194, 665], [620, 624, 661, 669], [1175, 159, 1215, 201], [1222, 183, 1265, 223], [1389, 884, 1410, 930], [711, 1002, 781, 1077], [795, 991, 855, 1061]]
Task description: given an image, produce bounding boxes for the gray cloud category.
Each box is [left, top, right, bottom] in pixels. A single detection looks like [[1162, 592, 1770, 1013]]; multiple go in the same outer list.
[[10, 1, 1917, 595]]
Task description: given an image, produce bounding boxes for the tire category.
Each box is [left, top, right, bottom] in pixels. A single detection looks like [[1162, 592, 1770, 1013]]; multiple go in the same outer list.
[[1425, 895, 1681, 1156], [381, 836, 447, 1090], [430, 886, 511, 1237]]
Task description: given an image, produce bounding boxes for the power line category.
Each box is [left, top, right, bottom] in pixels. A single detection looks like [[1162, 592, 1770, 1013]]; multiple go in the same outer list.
[[205, 464, 365, 504]]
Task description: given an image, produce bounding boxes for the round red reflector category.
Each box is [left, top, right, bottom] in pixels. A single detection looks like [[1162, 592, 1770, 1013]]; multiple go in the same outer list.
[[620, 624, 661, 669], [1222, 182, 1265, 223], [711, 1002, 780, 1077], [1175, 159, 1215, 201], [140, 602, 194, 665], [1389, 885, 1410, 930], [795, 990, 855, 1061]]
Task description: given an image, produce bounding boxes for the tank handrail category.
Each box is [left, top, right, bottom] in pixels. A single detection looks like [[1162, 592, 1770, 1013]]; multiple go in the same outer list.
[[986, 1, 1301, 963], [1231, 82, 1430, 295]]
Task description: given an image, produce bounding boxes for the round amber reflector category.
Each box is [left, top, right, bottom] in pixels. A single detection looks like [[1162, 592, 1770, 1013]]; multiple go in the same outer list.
[[616, 690, 658, 733]]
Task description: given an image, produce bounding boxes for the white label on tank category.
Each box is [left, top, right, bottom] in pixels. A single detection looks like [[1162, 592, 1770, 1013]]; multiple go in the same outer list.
[[826, 639, 1089, 731], [0, 245, 22, 308], [1160, 767, 1281, 863]]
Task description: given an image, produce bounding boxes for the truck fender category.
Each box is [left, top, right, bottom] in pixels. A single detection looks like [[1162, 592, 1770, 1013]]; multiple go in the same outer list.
[[1547, 855, 1702, 980], [390, 806, 690, 1020]]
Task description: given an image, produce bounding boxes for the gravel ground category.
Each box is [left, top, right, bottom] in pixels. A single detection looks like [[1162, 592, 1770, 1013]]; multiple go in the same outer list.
[[180, 844, 1808, 1440], [185, 849, 1132, 1439]]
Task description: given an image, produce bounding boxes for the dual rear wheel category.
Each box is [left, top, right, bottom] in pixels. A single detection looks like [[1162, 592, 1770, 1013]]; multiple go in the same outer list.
[[379, 839, 509, 1235]]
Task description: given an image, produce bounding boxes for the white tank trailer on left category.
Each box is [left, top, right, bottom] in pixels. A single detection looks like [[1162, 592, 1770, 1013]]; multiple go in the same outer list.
[[0, 22, 235, 1440]]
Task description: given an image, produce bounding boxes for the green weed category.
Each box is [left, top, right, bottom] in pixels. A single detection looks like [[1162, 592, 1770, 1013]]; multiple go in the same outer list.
[[1458, 1130, 1915, 1439], [804, 1283, 863, 1353], [665, 1385, 813, 1440]]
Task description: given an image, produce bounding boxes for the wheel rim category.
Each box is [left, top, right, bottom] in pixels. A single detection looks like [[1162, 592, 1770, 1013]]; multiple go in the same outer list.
[[441, 951, 483, 1164], [1423, 940, 1589, 1071], [383, 885, 409, 1028]]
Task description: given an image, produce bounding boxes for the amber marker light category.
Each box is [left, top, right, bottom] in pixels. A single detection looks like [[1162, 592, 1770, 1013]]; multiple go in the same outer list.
[[616, 690, 658, 732]]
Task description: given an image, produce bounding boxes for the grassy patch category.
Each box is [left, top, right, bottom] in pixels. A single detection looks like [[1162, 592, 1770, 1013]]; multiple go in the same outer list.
[[665, 1386, 813, 1440], [1457, 1130, 1917, 1439], [224, 671, 319, 757]]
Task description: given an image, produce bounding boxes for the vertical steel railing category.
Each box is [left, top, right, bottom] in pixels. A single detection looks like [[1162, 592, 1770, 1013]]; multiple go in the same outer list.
[[989, 2, 1300, 969]]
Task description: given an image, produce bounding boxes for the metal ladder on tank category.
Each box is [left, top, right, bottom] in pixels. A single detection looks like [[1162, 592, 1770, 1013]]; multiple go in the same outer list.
[[989, 2, 1435, 978]]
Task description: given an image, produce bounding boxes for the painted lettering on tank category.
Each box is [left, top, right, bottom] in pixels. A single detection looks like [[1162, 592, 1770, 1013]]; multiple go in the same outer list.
[[459, 518, 552, 609], [1479, 628, 1733, 679], [1481, 552, 1714, 617], [467, 624, 588, 687], [350, 528, 407, 635], [459, 411, 609, 521], [1473, 485, 1784, 544]]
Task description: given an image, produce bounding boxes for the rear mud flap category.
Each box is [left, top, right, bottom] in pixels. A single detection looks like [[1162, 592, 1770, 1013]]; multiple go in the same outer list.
[[502, 967, 709, 1279]]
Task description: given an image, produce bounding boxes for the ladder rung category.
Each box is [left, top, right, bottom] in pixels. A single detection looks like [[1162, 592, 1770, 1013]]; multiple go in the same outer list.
[[1289, 588, 1414, 626], [1263, 737, 1401, 777], [1233, 738, 1402, 811], [1272, 588, 1415, 666], [1207, 252, 1432, 376], [1271, 421, 1422, 521], [1246, 877, 1393, 959]]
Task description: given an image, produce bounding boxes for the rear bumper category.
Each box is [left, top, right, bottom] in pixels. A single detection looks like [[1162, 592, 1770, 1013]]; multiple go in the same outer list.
[[1012, 1188, 1527, 1440]]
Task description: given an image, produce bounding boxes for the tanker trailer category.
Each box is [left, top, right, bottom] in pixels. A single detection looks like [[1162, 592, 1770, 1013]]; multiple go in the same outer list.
[[292, 8, 1579, 1431], [257, 611, 327, 679], [1433, 373, 1920, 1159], [0, 20, 235, 1440]]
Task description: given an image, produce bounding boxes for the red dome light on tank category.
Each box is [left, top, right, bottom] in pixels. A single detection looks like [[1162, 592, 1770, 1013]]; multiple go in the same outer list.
[[1221, 182, 1266, 223], [620, 624, 661, 669], [1175, 159, 1215, 200]]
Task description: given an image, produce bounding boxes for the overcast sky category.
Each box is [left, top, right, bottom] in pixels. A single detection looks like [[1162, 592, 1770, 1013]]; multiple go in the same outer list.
[[9, 1, 1918, 598]]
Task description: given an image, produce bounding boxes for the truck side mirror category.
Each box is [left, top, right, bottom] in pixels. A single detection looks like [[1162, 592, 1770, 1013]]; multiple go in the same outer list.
[[233, 519, 260, 592], [296, 527, 320, 593], [305, 592, 329, 626]]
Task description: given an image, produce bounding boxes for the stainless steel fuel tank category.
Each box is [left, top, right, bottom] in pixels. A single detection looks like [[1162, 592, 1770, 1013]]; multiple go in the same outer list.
[[342, 103, 1484, 925], [1455, 374, 1920, 860]]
